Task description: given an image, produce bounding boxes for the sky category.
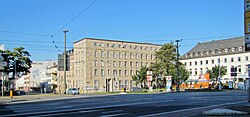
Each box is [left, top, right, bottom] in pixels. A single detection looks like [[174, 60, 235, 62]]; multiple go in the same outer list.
[[0, 0, 244, 61]]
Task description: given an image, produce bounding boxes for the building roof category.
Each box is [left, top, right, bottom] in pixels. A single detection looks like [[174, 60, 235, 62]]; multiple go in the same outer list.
[[182, 36, 246, 59], [74, 38, 162, 46]]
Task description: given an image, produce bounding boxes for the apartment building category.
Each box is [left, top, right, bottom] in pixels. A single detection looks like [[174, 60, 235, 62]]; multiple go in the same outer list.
[[72, 38, 162, 93], [180, 37, 250, 84]]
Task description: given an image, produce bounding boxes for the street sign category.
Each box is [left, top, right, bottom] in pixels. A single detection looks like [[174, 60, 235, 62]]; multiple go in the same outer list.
[[166, 76, 172, 92]]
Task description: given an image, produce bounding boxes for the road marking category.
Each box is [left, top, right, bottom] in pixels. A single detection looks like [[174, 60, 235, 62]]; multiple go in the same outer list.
[[3, 100, 174, 117], [139, 101, 248, 117], [99, 113, 128, 117], [101, 110, 123, 114], [155, 104, 169, 107], [30, 109, 103, 117]]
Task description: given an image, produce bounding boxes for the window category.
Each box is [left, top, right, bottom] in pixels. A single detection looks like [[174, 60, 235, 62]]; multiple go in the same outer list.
[[94, 51, 98, 57], [125, 61, 127, 67], [130, 53, 133, 59], [206, 60, 208, 64], [118, 44, 121, 48], [231, 58, 234, 62], [189, 62, 192, 66], [125, 53, 127, 59], [101, 69, 104, 76], [108, 69, 110, 76], [94, 42, 97, 46], [232, 47, 235, 52], [189, 69, 192, 75], [238, 65, 241, 73], [130, 45, 133, 49], [125, 70, 128, 76], [112, 44, 116, 48], [224, 58, 227, 63], [107, 60, 110, 67], [94, 80, 99, 90], [136, 62, 138, 68], [119, 61, 122, 67], [107, 51, 110, 58], [119, 69, 122, 76], [141, 54, 143, 60], [141, 62, 143, 67], [107, 43, 109, 47], [130, 61, 133, 67], [246, 56, 249, 61], [101, 51, 104, 58], [225, 48, 228, 52], [146, 54, 148, 60], [119, 52, 122, 59], [239, 47, 242, 51], [238, 57, 241, 62], [113, 61, 116, 67], [200, 68, 203, 74], [136, 53, 139, 59], [113, 52, 116, 59], [101, 60, 104, 67], [184, 62, 187, 66], [151, 54, 153, 60], [94, 60, 98, 67], [200, 61, 203, 65], [94, 69, 98, 76], [195, 61, 197, 65], [130, 70, 133, 76], [140, 46, 143, 50], [146, 62, 148, 67], [194, 68, 197, 76], [113, 69, 117, 76]]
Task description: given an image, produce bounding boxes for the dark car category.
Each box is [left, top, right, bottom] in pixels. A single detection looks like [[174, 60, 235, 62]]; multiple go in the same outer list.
[[130, 87, 141, 92], [16, 90, 26, 95]]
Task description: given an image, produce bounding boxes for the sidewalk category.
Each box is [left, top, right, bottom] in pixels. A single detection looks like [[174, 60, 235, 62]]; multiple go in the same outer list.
[[0, 93, 113, 105]]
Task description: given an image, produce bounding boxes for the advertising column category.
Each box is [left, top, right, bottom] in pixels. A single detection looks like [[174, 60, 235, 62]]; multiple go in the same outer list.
[[146, 71, 153, 92]]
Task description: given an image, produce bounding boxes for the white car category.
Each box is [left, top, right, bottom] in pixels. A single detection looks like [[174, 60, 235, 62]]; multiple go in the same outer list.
[[67, 88, 79, 95]]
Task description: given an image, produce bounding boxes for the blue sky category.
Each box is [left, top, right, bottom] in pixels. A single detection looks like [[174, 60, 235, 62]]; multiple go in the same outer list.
[[0, 0, 244, 61]]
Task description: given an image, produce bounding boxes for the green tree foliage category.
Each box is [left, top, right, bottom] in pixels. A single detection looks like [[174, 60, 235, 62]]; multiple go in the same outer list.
[[132, 66, 147, 88], [0, 47, 32, 78], [170, 64, 190, 82], [207, 65, 227, 81]]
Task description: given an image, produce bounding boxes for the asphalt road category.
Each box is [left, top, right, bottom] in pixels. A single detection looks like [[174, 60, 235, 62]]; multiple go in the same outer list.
[[0, 90, 248, 117]]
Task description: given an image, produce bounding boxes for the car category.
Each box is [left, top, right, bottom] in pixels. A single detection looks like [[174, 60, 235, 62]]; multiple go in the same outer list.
[[16, 90, 26, 95], [130, 87, 141, 92], [67, 88, 79, 95]]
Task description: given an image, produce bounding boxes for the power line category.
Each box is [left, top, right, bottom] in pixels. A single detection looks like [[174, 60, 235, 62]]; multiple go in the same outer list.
[[52, 0, 98, 36], [0, 30, 51, 37]]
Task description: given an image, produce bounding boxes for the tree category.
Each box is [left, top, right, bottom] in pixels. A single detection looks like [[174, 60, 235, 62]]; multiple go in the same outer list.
[[0, 47, 32, 78], [132, 66, 147, 88], [170, 64, 189, 83], [207, 65, 227, 82]]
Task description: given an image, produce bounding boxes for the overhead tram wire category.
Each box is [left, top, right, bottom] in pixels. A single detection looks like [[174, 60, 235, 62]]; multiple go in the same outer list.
[[50, 0, 98, 52]]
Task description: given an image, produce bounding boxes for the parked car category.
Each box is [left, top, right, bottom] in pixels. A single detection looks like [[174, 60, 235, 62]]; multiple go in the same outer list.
[[130, 87, 141, 92], [16, 90, 26, 95], [67, 88, 79, 95]]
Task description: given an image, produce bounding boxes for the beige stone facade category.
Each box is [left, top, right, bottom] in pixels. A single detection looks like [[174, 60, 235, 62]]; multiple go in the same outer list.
[[70, 38, 161, 93]]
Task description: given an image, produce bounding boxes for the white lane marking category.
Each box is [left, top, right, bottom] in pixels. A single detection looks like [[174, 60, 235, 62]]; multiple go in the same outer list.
[[3, 100, 174, 117], [30, 109, 103, 117], [101, 110, 123, 114], [99, 113, 128, 117], [139, 101, 248, 117]]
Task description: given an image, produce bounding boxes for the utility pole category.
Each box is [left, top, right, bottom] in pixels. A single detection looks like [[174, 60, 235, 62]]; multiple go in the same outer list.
[[175, 39, 181, 91], [63, 30, 69, 94]]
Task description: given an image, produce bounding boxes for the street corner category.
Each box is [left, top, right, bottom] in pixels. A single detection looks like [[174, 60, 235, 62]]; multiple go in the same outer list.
[[202, 108, 249, 116]]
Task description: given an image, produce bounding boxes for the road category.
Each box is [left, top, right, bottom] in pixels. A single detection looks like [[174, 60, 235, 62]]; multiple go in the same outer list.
[[0, 91, 248, 117]]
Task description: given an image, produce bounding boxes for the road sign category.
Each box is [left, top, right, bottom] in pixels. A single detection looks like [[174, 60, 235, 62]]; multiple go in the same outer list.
[[146, 71, 152, 81]]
